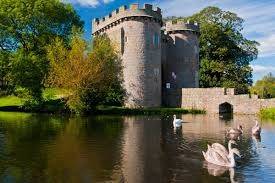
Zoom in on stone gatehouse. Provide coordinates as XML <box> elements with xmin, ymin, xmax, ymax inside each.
<box><xmin>179</xmin><ymin>88</ymin><xmax>275</xmax><ymax>114</ymax></box>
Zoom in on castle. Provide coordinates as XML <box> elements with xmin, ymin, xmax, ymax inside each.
<box><xmin>92</xmin><ymin>3</ymin><xmax>199</xmax><ymax>108</ymax></box>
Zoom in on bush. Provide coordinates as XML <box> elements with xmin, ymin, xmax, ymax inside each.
<box><xmin>47</xmin><ymin>33</ymin><xmax>125</xmax><ymax>113</ymax></box>
<box><xmin>260</xmin><ymin>108</ymin><xmax>275</xmax><ymax>120</ymax></box>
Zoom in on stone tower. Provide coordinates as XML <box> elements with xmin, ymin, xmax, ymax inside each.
<box><xmin>92</xmin><ymin>4</ymin><xmax>163</xmax><ymax>108</ymax></box>
<box><xmin>162</xmin><ymin>21</ymin><xmax>200</xmax><ymax>89</ymax></box>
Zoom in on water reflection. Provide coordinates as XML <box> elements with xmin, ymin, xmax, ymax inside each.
<box><xmin>0</xmin><ymin>112</ymin><xmax>275</xmax><ymax>182</ymax></box>
<box><xmin>203</xmin><ymin>162</ymin><xmax>238</xmax><ymax>183</ymax></box>
<box><xmin>121</xmin><ymin>116</ymin><xmax>162</xmax><ymax>183</ymax></box>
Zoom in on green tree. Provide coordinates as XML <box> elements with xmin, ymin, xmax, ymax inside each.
<box><xmin>47</xmin><ymin>34</ymin><xmax>124</xmax><ymax>113</ymax></box>
<box><xmin>0</xmin><ymin>50</ymin><xmax>11</xmax><ymax>90</ymax></box>
<box><xmin>251</xmin><ymin>73</ymin><xmax>275</xmax><ymax>99</ymax></box>
<box><xmin>167</xmin><ymin>7</ymin><xmax>259</xmax><ymax>91</ymax></box>
<box><xmin>0</xmin><ymin>0</ymin><xmax>83</xmax><ymax>100</ymax></box>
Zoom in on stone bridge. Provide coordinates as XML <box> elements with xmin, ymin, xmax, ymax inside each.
<box><xmin>164</xmin><ymin>88</ymin><xmax>275</xmax><ymax>114</ymax></box>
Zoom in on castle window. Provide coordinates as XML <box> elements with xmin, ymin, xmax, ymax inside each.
<box><xmin>154</xmin><ymin>68</ymin><xmax>159</xmax><ymax>76</ymax></box>
<box><xmin>153</xmin><ymin>32</ymin><xmax>160</xmax><ymax>48</ymax></box>
<box><xmin>121</xmin><ymin>28</ymin><xmax>125</xmax><ymax>55</ymax></box>
<box><xmin>146</xmin><ymin>32</ymin><xmax>151</xmax><ymax>48</ymax></box>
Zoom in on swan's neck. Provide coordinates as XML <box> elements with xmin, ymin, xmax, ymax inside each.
<box><xmin>229</xmin><ymin>168</ymin><xmax>237</xmax><ymax>183</ymax></box>
<box><xmin>228</xmin><ymin>142</ymin><xmax>232</xmax><ymax>153</ymax></box>
<box><xmin>238</xmin><ymin>127</ymin><xmax>243</xmax><ymax>133</ymax></box>
<box><xmin>228</xmin><ymin>152</ymin><xmax>236</xmax><ymax>167</ymax></box>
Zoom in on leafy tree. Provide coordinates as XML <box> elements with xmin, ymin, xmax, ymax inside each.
<box><xmin>251</xmin><ymin>73</ymin><xmax>275</xmax><ymax>99</ymax></box>
<box><xmin>89</xmin><ymin>35</ymin><xmax>125</xmax><ymax>107</ymax></box>
<box><xmin>47</xmin><ymin>34</ymin><xmax>124</xmax><ymax>113</ymax></box>
<box><xmin>0</xmin><ymin>0</ymin><xmax>83</xmax><ymax>99</ymax></box>
<box><xmin>0</xmin><ymin>50</ymin><xmax>11</xmax><ymax>90</ymax></box>
<box><xmin>166</xmin><ymin>7</ymin><xmax>258</xmax><ymax>91</ymax></box>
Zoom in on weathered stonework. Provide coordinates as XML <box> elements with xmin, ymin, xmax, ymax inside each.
<box><xmin>92</xmin><ymin>4</ymin><xmax>200</xmax><ymax>108</ymax></box>
<box><xmin>180</xmin><ymin>88</ymin><xmax>275</xmax><ymax>114</ymax></box>
<box><xmin>162</xmin><ymin>21</ymin><xmax>200</xmax><ymax>89</ymax></box>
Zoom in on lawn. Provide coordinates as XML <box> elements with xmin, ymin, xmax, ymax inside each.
<box><xmin>0</xmin><ymin>96</ymin><xmax>24</xmax><ymax>107</ymax></box>
<box><xmin>0</xmin><ymin>89</ymin><xmax>205</xmax><ymax>115</ymax></box>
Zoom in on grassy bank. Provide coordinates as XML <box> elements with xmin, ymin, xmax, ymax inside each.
<box><xmin>0</xmin><ymin>96</ymin><xmax>24</xmax><ymax>107</ymax></box>
<box><xmin>0</xmin><ymin>95</ymin><xmax>205</xmax><ymax>115</ymax></box>
<box><xmin>94</xmin><ymin>106</ymin><xmax>205</xmax><ymax>115</ymax></box>
<box><xmin>260</xmin><ymin>108</ymin><xmax>275</xmax><ymax>120</ymax></box>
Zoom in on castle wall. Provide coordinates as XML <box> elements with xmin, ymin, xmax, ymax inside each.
<box><xmin>166</xmin><ymin>32</ymin><xmax>199</xmax><ymax>88</ymax></box>
<box><xmin>92</xmin><ymin>4</ymin><xmax>162</xmax><ymax>108</ymax></box>
<box><xmin>180</xmin><ymin>88</ymin><xmax>275</xmax><ymax>114</ymax></box>
<box><xmin>163</xmin><ymin>21</ymin><xmax>200</xmax><ymax>89</ymax></box>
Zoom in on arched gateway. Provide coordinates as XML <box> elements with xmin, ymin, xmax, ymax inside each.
<box><xmin>219</xmin><ymin>102</ymin><xmax>233</xmax><ymax>114</ymax></box>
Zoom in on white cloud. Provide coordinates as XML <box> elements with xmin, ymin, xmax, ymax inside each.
<box><xmin>258</xmin><ymin>34</ymin><xmax>275</xmax><ymax>57</ymax></box>
<box><xmin>156</xmin><ymin>0</ymin><xmax>275</xmax><ymax>57</ymax></box>
<box><xmin>64</xmin><ymin>0</ymin><xmax>114</xmax><ymax>7</ymax></box>
<box><xmin>103</xmin><ymin>0</ymin><xmax>114</xmax><ymax>3</ymax></box>
<box><xmin>251</xmin><ymin>65</ymin><xmax>275</xmax><ymax>74</ymax></box>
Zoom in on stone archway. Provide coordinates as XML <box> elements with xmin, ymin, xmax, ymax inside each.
<box><xmin>219</xmin><ymin>102</ymin><xmax>233</xmax><ymax>114</ymax></box>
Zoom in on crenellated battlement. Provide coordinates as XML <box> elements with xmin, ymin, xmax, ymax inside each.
<box><xmin>92</xmin><ymin>3</ymin><xmax>162</xmax><ymax>35</ymax></box>
<box><xmin>165</xmin><ymin>20</ymin><xmax>199</xmax><ymax>33</ymax></box>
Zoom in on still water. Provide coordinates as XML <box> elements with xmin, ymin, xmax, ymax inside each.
<box><xmin>0</xmin><ymin>112</ymin><xmax>275</xmax><ymax>183</ymax></box>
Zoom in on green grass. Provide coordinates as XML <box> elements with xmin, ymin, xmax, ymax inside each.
<box><xmin>95</xmin><ymin>106</ymin><xmax>205</xmax><ymax>115</ymax></box>
<box><xmin>0</xmin><ymin>96</ymin><xmax>24</xmax><ymax>107</ymax></box>
<box><xmin>43</xmin><ymin>88</ymin><xmax>70</xmax><ymax>100</ymax></box>
<box><xmin>0</xmin><ymin>89</ymin><xmax>205</xmax><ymax>115</ymax></box>
<box><xmin>260</xmin><ymin>108</ymin><xmax>275</xmax><ymax>120</ymax></box>
<box><xmin>0</xmin><ymin>88</ymin><xmax>68</xmax><ymax>113</ymax></box>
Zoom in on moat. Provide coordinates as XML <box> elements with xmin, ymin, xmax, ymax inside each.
<box><xmin>0</xmin><ymin>112</ymin><xmax>275</xmax><ymax>182</ymax></box>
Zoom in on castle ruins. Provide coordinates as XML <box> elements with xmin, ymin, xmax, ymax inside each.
<box><xmin>92</xmin><ymin>3</ymin><xmax>275</xmax><ymax>114</ymax></box>
<box><xmin>92</xmin><ymin>3</ymin><xmax>199</xmax><ymax>108</ymax></box>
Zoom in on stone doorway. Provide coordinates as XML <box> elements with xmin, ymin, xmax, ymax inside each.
<box><xmin>219</xmin><ymin>102</ymin><xmax>233</xmax><ymax>114</ymax></box>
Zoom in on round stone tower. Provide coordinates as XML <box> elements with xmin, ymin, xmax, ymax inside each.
<box><xmin>163</xmin><ymin>21</ymin><xmax>200</xmax><ymax>89</ymax></box>
<box><xmin>92</xmin><ymin>4</ymin><xmax>163</xmax><ymax>108</ymax></box>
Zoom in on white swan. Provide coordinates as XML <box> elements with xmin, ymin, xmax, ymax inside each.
<box><xmin>211</xmin><ymin>140</ymin><xmax>236</xmax><ymax>158</ymax></box>
<box><xmin>202</xmin><ymin>142</ymin><xmax>241</xmax><ymax>167</ymax></box>
<box><xmin>252</xmin><ymin>120</ymin><xmax>261</xmax><ymax>135</ymax></box>
<box><xmin>173</xmin><ymin>114</ymin><xmax>182</xmax><ymax>128</ymax></box>
<box><xmin>227</xmin><ymin>125</ymin><xmax>243</xmax><ymax>135</ymax></box>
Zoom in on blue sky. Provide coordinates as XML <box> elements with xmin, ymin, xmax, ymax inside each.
<box><xmin>64</xmin><ymin>0</ymin><xmax>275</xmax><ymax>82</ymax></box>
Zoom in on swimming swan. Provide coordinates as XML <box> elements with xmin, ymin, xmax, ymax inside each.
<box><xmin>211</xmin><ymin>140</ymin><xmax>237</xmax><ymax>158</ymax></box>
<box><xmin>202</xmin><ymin>142</ymin><xmax>241</xmax><ymax>167</ymax></box>
<box><xmin>227</xmin><ymin>125</ymin><xmax>243</xmax><ymax>135</ymax></box>
<box><xmin>173</xmin><ymin>114</ymin><xmax>183</xmax><ymax>128</ymax></box>
<box><xmin>252</xmin><ymin>120</ymin><xmax>261</xmax><ymax>136</ymax></box>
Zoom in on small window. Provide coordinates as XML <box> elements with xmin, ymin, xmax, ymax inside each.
<box><xmin>154</xmin><ymin>68</ymin><xmax>159</xmax><ymax>76</ymax></box>
<box><xmin>172</xmin><ymin>72</ymin><xmax>177</xmax><ymax>79</ymax></box>
<box><xmin>146</xmin><ymin>32</ymin><xmax>151</xmax><ymax>48</ymax></box>
<box><xmin>125</xmin><ymin>36</ymin><xmax>127</xmax><ymax>42</ymax></box>
<box><xmin>153</xmin><ymin>33</ymin><xmax>160</xmax><ymax>48</ymax></box>
<box><xmin>121</xmin><ymin>28</ymin><xmax>125</xmax><ymax>55</ymax></box>
<box><xmin>166</xmin><ymin>83</ymin><xmax>171</xmax><ymax>89</ymax></box>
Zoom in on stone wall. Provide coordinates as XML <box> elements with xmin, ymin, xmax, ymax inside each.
<box><xmin>180</xmin><ymin>88</ymin><xmax>275</xmax><ymax>114</ymax></box>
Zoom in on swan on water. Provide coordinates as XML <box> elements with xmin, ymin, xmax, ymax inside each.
<box><xmin>202</xmin><ymin>141</ymin><xmax>241</xmax><ymax>168</ymax></box>
<box><xmin>211</xmin><ymin>140</ymin><xmax>237</xmax><ymax>158</ymax></box>
<box><xmin>252</xmin><ymin>120</ymin><xmax>261</xmax><ymax>136</ymax></box>
<box><xmin>173</xmin><ymin>114</ymin><xmax>183</xmax><ymax>128</ymax></box>
<box><xmin>227</xmin><ymin>125</ymin><xmax>243</xmax><ymax>135</ymax></box>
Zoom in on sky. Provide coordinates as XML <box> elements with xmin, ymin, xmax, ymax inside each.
<box><xmin>64</xmin><ymin>0</ymin><xmax>275</xmax><ymax>82</ymax></box>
